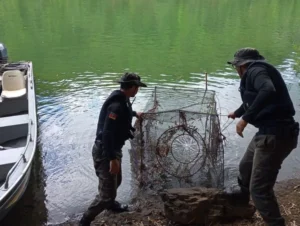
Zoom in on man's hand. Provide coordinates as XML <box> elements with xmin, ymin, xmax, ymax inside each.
<box><xmin>136</xmin><ymin>112</ymin><xmax>143</xmax><ymax>120</ymax></box>
<box><xmin>228</xmin><ymin>112</ymin><xmax>236</xmax><ymax>119</ymax></box>
<box><xmin>110</xmin><ymin>159</ymin><xmax>120</xmax><ymax>175</ymax></box>
<box><xmin>236</xmin><ymin>119</ymin><xmax>248</xmax><ymax>138</ymax></box>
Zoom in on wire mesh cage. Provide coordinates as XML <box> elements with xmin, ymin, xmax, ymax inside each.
<box><xmin>129</xmin><ymin>86</ymin><xmax>225</xmax><ymax>191</ymax></box>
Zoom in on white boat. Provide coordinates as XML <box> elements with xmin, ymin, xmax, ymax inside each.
<box><xmin>0</xmin><ymin>43</ymin><xmax>37</xmax><ymax>221</ymax></box>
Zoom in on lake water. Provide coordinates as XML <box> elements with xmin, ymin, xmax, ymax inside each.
<box><xmin>1</xmin><ymin>0</ymin><xmax>300</xmax><ymax>225</ymax></box>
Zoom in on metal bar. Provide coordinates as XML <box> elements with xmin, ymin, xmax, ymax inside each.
<box><xmin>154</xmin><ymin>86</ymin><xmax>157</xmax><ymax>103</ymax></box>
<box><xmin>141</xmin><ymin>86</ymin><xmax>215</xmax><ymax>94</ymax></box>
<box><xmin>205</xmin><ymin>72</ymin><xmax>208</xmax><ymax>91</ymax></box>
<box><xmin>22</xmin><ymin>153</ymin><xmax>27</xmax><ymax>163</ymax></box>
<box><xmin>4</xmin><ymin>119</ymin><xmax>32</xmax><ymax>189</ymax></box>
<box><xmin>143</xmin><ymin>109</ymin><xmax>219</xmax><ymax>117</ymax></box>
<box><xmin>139</xmin><ymin>119</ymin><xmax>144</xmax><ymax>187</ymax></box>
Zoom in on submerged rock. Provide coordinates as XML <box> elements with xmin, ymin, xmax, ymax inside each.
<box><xmin>160</xmin><ymin>187</ymin><xmax>256</xmax><ymax>225</ymax></box>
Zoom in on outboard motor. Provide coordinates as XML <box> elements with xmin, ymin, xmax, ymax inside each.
<box><xmin>0</xmin><ymin>42</ymin><xmax>8</xmax><ymax>64</ymax></box>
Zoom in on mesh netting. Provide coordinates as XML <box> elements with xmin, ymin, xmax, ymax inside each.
<box><xmin>129</xmin><ymin>87</ymin><xmax>224</xmax><ymax>191</ymax></box>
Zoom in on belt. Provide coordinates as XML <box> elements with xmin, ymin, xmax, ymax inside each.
<box><xmin>258</xmin><ymin>122</ymin><xmax>299</xmax><ymax>137</ymax></box>
<box><xmin>94</xmin><ymin>140</ymin><xmax>123</xmax><ymax>153</ymax></box>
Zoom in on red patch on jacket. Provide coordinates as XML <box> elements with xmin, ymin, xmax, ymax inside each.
<box><xmin>109</xmin><ymin>112</ymin><xmax>117</xmax><ymax>120</ymax></box>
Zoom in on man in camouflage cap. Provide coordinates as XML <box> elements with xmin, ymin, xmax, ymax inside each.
<box><xmin>79</xmin><ymin>72</ymin><xmax>147</xmax><ymax>226</ymax></box>
<box><xmin>227</xmin><ymin>47</ymin><xmax>299</xmax><ymax>226</ymax></box>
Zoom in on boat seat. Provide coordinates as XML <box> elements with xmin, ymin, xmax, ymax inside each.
<box><xmin>0</xmin><ymin>114</ymin><xmax>28</xmax><ymax>144</ymax></box>
<box><xmin>0</xmin><ymin>147</ymin><xmax>24</xmax><ymax>183</ymax></box>
<box><xmin>1</xmin><ymin>70</ymin><xmax>26</xmax><ymax>99</ymax></box>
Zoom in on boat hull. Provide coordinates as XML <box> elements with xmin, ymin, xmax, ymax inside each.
<box><xmin>0</xmin><ymin>62</ymin><xmax>37</xmax><ymax>222</ymax></box>
<box><xmin>0</xmin><ymin>164</ymin><xmax>32</xmax><ymax>221</ymax></box>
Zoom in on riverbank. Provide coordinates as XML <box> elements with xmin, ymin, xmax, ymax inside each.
<box><xmin>55</xmin><ymin>178</ymin><xmax>300</xmax><ymax>226</ymax></box>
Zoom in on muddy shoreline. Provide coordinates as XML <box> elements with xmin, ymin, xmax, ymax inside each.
<box><xmin>54</xmin><ymin>178</ymin><xmax>300</xmax><ymax>226</ymax></box>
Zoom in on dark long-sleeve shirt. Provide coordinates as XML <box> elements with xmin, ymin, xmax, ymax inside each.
<box><xmin>235</xmin><ymin>62</ymin><xmax>295</xmax><ymax>127</ymax></box>
<box><xmin>241</xmin><ymin>67</ymin><xmax>276</xmax><ymax>122</ymax></box>
<box><xmin>96</xmin><ymin>90</ymin><xmax>136</xmax><ymax>160</ymax></box>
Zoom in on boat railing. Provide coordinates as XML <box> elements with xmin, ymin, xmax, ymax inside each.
<box><xmin>4</xmin><ymin>119</ymin><xmax>33</xmax><ymax>189</ymax></box>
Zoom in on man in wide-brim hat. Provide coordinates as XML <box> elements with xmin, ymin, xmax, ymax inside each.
<box><xmin>227</xmin><ymin>47</ymin><xmax>299</xmax><ymax>226</ymax></box>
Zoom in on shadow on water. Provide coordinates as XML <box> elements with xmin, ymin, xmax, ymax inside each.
<box><xmin>0</xmin><ymin>146</ymin><xmax>48</xmax><ymax>226</ymax></box>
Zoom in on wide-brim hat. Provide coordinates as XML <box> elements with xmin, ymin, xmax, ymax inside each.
<box><xmin>227</xmin><ymin>47</ymin><xmax>265</xmax><ymax>66</ymax></box>
<box><xmin>117</xmin><ymin>72</ymin><xmax>147</xmax><ymax>87</ymax></box>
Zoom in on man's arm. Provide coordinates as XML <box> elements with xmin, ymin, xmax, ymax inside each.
<box><xmin>234</xmin><ymin>104</ymin><xmax>245</xmax><ymax>118</ymax></box>
<box><xmin>242</xmin><ymin>67</ymin><xmax>276</xmax><ymax>123</ymax></box>
<box><xmin>132</xmin><ymin>110</ymin><xmax>144</xmax><ymax>119</ymax></box>
<box><xmin>102</xmin><ymin>102</ymin><xmax>121</xmax><ymax>160</ymax></box>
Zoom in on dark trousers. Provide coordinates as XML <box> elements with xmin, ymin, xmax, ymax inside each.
<box><xmin>239</xmin><ymin>129</ymin><xmax>298</xmax><ymax>226</ymax></box>
<box><xmin>83</xmin><ymin>143</ymin><xmax>122</xmax><ymax>221</ymax></box>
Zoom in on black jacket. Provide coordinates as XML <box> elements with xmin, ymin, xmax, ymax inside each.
<box><xmin>234</xmin><ymin>61</ymin><xmax>295</xmax><ymax>128</ymax></box>
<box><xmin>95</xmin><ymin>90</ymin><xmax>137</xmax><ymax>160</ymax></box>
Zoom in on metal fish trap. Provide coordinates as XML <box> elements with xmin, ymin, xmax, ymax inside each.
<box><xmin>129</xmin><ymin>86</ymin><xmax>224</xmax><ymax>191</ymax></box>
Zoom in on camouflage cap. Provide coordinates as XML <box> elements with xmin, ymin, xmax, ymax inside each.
<box><xmin>227</xmin><ymin>47</ymin><xmax>265</xmax><ymax>66</ymax></box>
<box><xmin>117</xmin><ymin>72</ymin><xmax>147</xmax><ymax>87</ymax></box>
